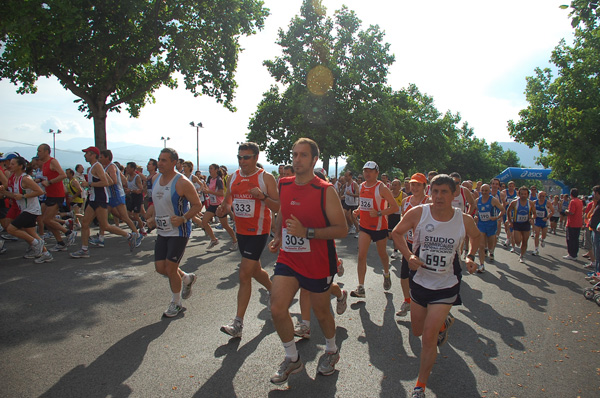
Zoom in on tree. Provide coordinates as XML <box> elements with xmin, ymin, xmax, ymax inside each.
<box><xmin>0</xmin><ymin>0</ymin><xmax>268</xmax><ymax>149</ymax></box>
<box><xmin>247</xmin><ymin>0</ymin><xmax>394</xmax><ymax>173</ymax></box>
<box><xmin>508</xmin><ymin>3</ymin><xmax>600</xmax><ymax>188</ymax></box>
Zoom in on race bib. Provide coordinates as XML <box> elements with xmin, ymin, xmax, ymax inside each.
<box><xmin>155</xmin><ymin>215</ymin><xmax>173</xmax><ymax>232</ymax></box>
<box><xmin>478</xmin><ymin>211</ymin><xmax>491</xmax><ymax>221</ymax></box>
<box><xmin>359</xmin><ymin>197</ymin><xmax>374</xmax><ymax>211</ymax></box>
<box><xmin>209</xmin><ymin>194</ymin><xmax>218</xmax><ymax>204</ymax></box>
<box><xmin>406</xmin><ymin>229</ymin><xmax>414</xmax><ymax>242</ymax></box>
<box><xmin>282</xmin><ymin>228</ymin><xmax>311</xmax><ymax>253</ymax></box>
<box><xmin>516</xmin><ymin>213</ymin><xmax>529</xmax><ymax>222</ymax></box>
<box><xmin>536</xmin><ymin>210</ymin><xmax>546</xmax><ymax>218</ymax></box>
<box><xmin>233</xmin><ymin>198</ymin><xmax>255</xmax><ymax>218</ymax></box>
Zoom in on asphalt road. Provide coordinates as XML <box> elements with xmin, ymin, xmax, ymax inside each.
<box><xmin>0</xmin><ymin>223</ymin><xmax>598</xmax><ymax>398</ymax></box>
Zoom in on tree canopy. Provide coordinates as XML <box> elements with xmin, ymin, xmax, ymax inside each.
<box><xmin>247</xmin><ymin>0</ymin><xmax>394</xmax><ymax>172</ymax></box>
<box><xmin>508</xmin><ymin>1</ymin><xmax>600</xmax><ymax>188</ymax></box>
<box><xmin>0</xmin><ymin>0</ymin><xmax>269</xmax><ymax>149</ymax></box>
<box><xmin>248</xmin><ymin>0</ymin><xmax>519</xmax><ymax>181</ymax></box>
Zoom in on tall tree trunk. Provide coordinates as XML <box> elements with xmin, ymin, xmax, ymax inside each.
<box><xmin>322</xmin><ymin>156</ymin><xmax>329</xmax><ymax>177</ymax></box>
<box><xmin>91</xmin><ymin>109</ymin><xmax>108</xmax><ymax>151</ymax></box>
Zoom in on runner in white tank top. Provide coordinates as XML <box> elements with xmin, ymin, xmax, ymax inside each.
<box><xmin>391</xmin><ymin>174</ymin><xmax>480</xmax><ymax>397</ymax></box>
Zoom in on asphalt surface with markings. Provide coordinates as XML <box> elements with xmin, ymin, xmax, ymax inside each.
<box><xmin>1</xmin><ymin>223</ymin><xmax>598</xmax><ymax>397</ymax></box>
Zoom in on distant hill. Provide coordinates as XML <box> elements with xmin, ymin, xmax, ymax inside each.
<box><xmin>497</xmin><ymin>142</ymin><xmax>542</xmax><ymax>168</ymax></box>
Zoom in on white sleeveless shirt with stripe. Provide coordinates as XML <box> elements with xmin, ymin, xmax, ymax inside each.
<box><xmin>412</xmin><ymin>204</ymin><xmax>465</xmax><ymax>290</ymax></box>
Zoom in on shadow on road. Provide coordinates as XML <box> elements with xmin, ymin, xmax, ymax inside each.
<box><xmin>39</xmin><ymin>320</ymin><xmax>173</xmax><ymax>397</ymax></box>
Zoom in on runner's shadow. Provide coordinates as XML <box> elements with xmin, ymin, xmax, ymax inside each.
<box><xmin>193</xmin><ymin>321</ymin><xmax>275</xmax><ymax>397</ymax></box>
<box><xmin>357</xmin><ymin>292</ymin><xmax>418</xmax><ymax>397</ymax></box>
<box><xmin>39</xmin><ymin>320</ymin><xmax>172</xmax><ymax>398</ymax></box>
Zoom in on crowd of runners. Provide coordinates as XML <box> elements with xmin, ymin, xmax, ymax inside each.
<box><xmin>1</xmin><ymin>141</ymin><xmax>599</xmax><ymax>398</ymax></box>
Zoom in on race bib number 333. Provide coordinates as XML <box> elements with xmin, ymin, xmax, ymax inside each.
<box><xmin>233</xmin><ymin>198</ymin><xmax>255</xmax><ymax>218</ymax></box>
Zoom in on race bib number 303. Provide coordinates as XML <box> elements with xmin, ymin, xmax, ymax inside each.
<box><xmin>282</xmin><ymin>228</ymin><xmax>311</xmax><ymax>253</ymax></box>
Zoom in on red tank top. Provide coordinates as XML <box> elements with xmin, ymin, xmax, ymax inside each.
<box><xmin>359</xmin><ymin>181</ymin><xmax>388</xmax><ymax>231</ymax></box>
<box><xmin>42</xmin><ymin>157</ymin><xmax>65</xmax><ymax>197</ymax></box>
<box><xmin>276</xmin><ymin>176</ymin><xmax>338</xmax><ymax>279</ymax></box>
<box><xmin>229</xmin><ymin>168</ymin><xmax>271</xmax><ymax>235</ymax></box>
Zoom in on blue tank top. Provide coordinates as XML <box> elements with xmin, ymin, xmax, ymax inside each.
<box><xmin>534</xmin><ymin>199</ymin><xmax>548</xmax><ymax>227</ymax></box>
<box><xmin>514</xmin><ymin>200</ymin><xmax>530</xmax><ymax>223</ymax></box>
<box><xmin>477</xmin><ymin>196</ymin><xmax>494</xmax><ymax>224</ymax></box>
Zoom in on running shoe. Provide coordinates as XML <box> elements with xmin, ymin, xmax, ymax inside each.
<box><xmin>383</xmin><ymin>273</ymin><xmax>392</xmax><ymax>290</ymax></box>
<box><xmin>270</xmin><ymin>356</ymin><xmax>303</xmax><ymax>385</ymax></box>
<box><xmin>23</xmin><ymin>247</ymin><xmax>37</xmax><ymax>259</ymax></box>
<box><xmin>488</xmin><ymin>252</ymin><xmax>494</xmax><ymax>262</ymax></box>
<box><xmin>502</xmin><ymin>241</ymin><xmax>509</xmax><ymax>248</ymax></box>
<box><xmin>215</xmin><ymin>224</ymin><xmax>224</xmax><ymax>230</ymax></box>
<box><xmin>562</xmin><ymin>255</ymin><xmax>576</xmax><ymax>260</ymax></box>
<box><xmin>34</xmin><ymin>251</ymin><xmax>53</xmax><ymax>264</ymax></box>
<box><xmin>437</xmin><ymin>313</ymin><xmax>455</xmax><ymax>346</ymax></box>
<box><xmin>66</xmin><ymin>231</ymin><xmax>78</xmax><ymax>246</ymax></box>
<box><xmin>336</xmin><ymin>259</ymin><xmax>344</xmax><ymax>277</ymax></box>
<box><xmin>396</xmin><ymin>301</ymin><xmax>411</xmax><ymax>317</ymax></box>
<box><xmin>135</xmin><ymin>232</ymin><xmax>143</xmax><ymax>248</ymax></box>
<box><xmin>584</xmin><ymin>262</ymin><xmax>594</xmax><ymax>269</ymax></box>
<box><xmin>390</xmin><ymin>250</ymin><xmax>399</xmax><ymax>259</ymax></box>
<box><xmin>510</xmin><ymin>247</ymin><xmax>515</xmax><ymax>253</ymax></box>
<box><xmin>163</xmin><ymin>302</ymin><xmax>182</xmax><ymax>318</ymax></box>
<box><xmin>411</xmin><ymin>387</ymin><xmax>426</xmax><ymax>398</ymax></box>
<box><xmin>207</xmin><ymin>239</ymin><xmax>219</xmax><ymax>250</ymax></box>
<box><xmin>49</xmin><ymin>243</ymin><xmax>67</xmax><ymax>252</ymax></box>
<box><xmin>317</xmin><ymin>350</ymin><xmax>340</xmax><ymax>376</ymax></box>
<box><xmin>336</xmin><ymin>289</ymin><xmax>348</xmax><ymax>315</ymax></box>
<box><xmin>70</xmin><ymin>249</ymin><xmax>90</xmax><ymax>258</ymax></box>
<box><xmin>532</xmin><ymin>248</ymin><xmax>539</xmax><ymax>256</ymax></box>
<box><xmin>220</xmin><ymin>319</ymin><xmax>243</xmax><ymax>338</ymax></box>
<box><xmin>0</xmin><ymin>240</ymin><xmax>6</xmax><ymax>255</ymax></box>
<box><xmin>89</xmin><ymin>235</ymin><xmax>105</xmax><ymax>248</ymax></box>
<box><xmin>294</xmin><ymin>322</ymin><xmax>311</xmax><ymax>339</ymax></box>
<box><xmin>32</xmin><ymin>239</ymin><xmax>45</xmax><ymax>257</ymax></box>
<box><xmin>41</xmin><ymin>231</ymin><xmax>53</xmax><ymax>240</ymax></box>
<box><xmin>540</xmin><ymin>239</ymin><xmax>545</xmax><ymax>248</ymax></box>
<box><xmin>2</xmin><ymin>233</ymin><xmax>18</xmax><ymax>241</ymax></box>
<box><xmin>350</xmin><ymin>285</ymin><xmax>365</xmax><ymax>298</ymax></box>
<box><xmin>182</xmin><ymin>273</ymin><xmax>197</xmax><ymax>300</ymax></box>
<box><xmin>519</xmin><ymin>256</ymin><xmax>525</xmax><ymax>263</ymax></box>
<box><xmin>127</xmin><ymin>233</ymin><xmax>135</xmax><ymax>251</ymax></box>
<box><xmin>477</xmin><ymin>264</ymin><xmax>485</xmax><ymax>273</ymax></box>
<box><xmin>229</xmin><ymin>241</ymin><xmax>238</xmax><ymax>251</ymax></box>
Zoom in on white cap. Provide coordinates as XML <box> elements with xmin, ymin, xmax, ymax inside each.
<box><xmin>362</xmin><ymin>161</ymin><xmax>379</xmax><ymax>171</ymax></box>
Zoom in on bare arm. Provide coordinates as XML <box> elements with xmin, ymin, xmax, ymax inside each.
<box><xmin>375</xmin><ymin>184</ymin><xmax>400</xmax><ymax>217</ymax></box>
<box><xmin>391</xmin><ymin>206</ymin><xmax>424</xmax><ymax>270</ymax></box>
<box><xmin>462</xmin><ymin>213</ymin><xmax>481</xmax><ymax>274</ymax></box>
<box><xmin>249</xmin><ymin>172</ymin><xmax>280</xmax><ymax>213</ymax></box>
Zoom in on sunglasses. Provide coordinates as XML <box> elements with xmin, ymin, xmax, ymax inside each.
<box><xmin>237</xmin><ymin>154</ymin><xmax>255</xmax><ymax>160</ymax></box>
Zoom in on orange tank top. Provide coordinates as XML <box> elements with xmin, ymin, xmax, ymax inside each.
<box><xmin>229</xmin><ymin>168</ymin><xmax>271</xmax><ymax>235</ymax></box>
<box><xmin>359</xmin><ymin>181</ymin><xmax>388</xmax><ymax>231</ymax></box>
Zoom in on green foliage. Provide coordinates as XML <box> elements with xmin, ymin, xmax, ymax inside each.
<box><xmin>508</xmin><ymin>9</ymin><xmax>600</xmax><ymax>188</ymax></box>
<box><xmin>248</xmin><ymin>0</ymin><xmax>394</xmax><ymax>171</ymax></box>
<box><xmin>0</xmin><ymin>0</ymin><xmax>269</xmax><ymax>149</ymax></box>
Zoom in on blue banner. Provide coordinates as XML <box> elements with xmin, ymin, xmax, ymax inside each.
<box><xmin>495</xmin><ymin>168</ymin><xmax>569</xmax><ymax>193</ymax></box>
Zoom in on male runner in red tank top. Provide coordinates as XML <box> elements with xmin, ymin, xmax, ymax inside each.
<box><xmin>268</xmin><ymin>138</ymin><xmax>348</xmax><ymax>384</ymax></box>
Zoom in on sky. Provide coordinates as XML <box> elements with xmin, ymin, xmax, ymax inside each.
<box><xmin>0</xmin><ymin>0</ymin><xmax>575</xmax><ymax>167</ymax></box>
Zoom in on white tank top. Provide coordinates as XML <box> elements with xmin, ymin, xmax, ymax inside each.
<box><xmin>152</xmin><ymin>172</ymin><xmax>191</xmax><ymax>238</ymax></box>
<box><xmin>412</xmin><ymin>204</ymin><xmax>465</xmax><ymax>290</ymax></box>
<box><xmin>13</xmin><ymin>175</ymin><xmax>42</xmax><ymax>215</ymax></box>
<box><xmin>344</xmin><ymin>182</ymin><xmax>358</xmax><ymax>206</ymax></box>
<box><xmin>451</xmin><ymin>186</ymin><xmax>467</xmax><ymax>213</ymax></box>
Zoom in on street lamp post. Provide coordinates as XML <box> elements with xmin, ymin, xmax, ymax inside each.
<box><xmin>189</xmin><ymin>121</ymin><xmax>203</xmax><ymax>173</ymax></box>
<box><xmin>161</xmin><ymin>136</ymin><xmax>170</xmax><ymax>148</ymax></box>
<box><xmin>48</xmin><ymin>129</ymin><xmax>61</xmax><ymax>157</ymax></box>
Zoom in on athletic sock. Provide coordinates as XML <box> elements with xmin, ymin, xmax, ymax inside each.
<box><xmin>302</xmin><ymin>320</ymin><xmax>310</xmax><ymax>328</ymax></box>
<box><xmin>283</xmin><ymin>339</ymin><xmax>298</xmax><ymax>361</ymax></box>
<box><xmin>82</xmin><ymin>246</ymin><xmax>88</xmax><ymax>251</ymax></box>
<box><xmin>172</xmin><ymin>292</ymin><xmax>182</xmax><ymax>305</ymax></box>
<box><xmin>325</xmin><ymin>336</ymin><xmax>337</xmax><ymax>353</ymax></box>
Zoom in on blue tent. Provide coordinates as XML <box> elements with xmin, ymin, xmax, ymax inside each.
<box><xmin>495</xmin><ymin>167</ymin><xmax>569</xmax><ymax>194</ymax></box>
